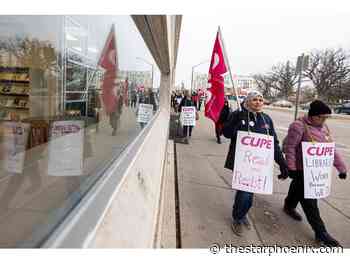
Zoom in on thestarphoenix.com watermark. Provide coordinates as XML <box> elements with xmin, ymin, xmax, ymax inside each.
<box><xmin>209</xmin><ymin>243</ymin><xmax>343</xmax><ymax>255</ymax></box>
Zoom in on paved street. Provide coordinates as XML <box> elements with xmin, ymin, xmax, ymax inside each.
<box><xmin>176</xmin><ymin>108</ymin><xmax>350</xmax><ymax>248</ymax></box>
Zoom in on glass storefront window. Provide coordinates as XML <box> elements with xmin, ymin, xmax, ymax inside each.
<box><xmin>0</xmin><ymin>15</ymin><xmax>161</xmax><ymax>247</ymax></box>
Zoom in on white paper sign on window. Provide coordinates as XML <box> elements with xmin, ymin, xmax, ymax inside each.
<box><xmin>180</xmin><ymin>106</ymin><xmax>196</xmax><ymax>126</ymax></box>
<box><xmin>302</xmin><ymin>142</ymin><xmax>334</xmax><ymax>199</ymax></box>
<box><xmin>1</xmin><ymin>121</ymin><xmax>30</xmax><ymax>174</ymax></box>
<box><xmin>48</xmin><ymin>120</ymin><xmax>84</xmax><ymax>176</ymax></box>
<box><xmin>137</xmin><ymin>103</ymin><xmax>154</xmax><ymax>123</ymax></box>
<box><xmin>232</xmin><ymin>131</ymin><xmax>274</xmax><ymax>194</ymax></box>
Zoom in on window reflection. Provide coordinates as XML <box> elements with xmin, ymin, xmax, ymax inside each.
<box><xmin>0</xmin><ymin>15</ymin><xmax>161</xmax><ymax>247</ymax></box>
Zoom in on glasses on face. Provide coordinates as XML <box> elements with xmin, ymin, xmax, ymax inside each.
<box><xmin>252</xmin><ymin>98</ymin><xmax>264</xmax><ymax>103</ymax></box>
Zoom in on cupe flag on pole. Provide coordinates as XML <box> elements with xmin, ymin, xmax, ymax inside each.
<box><xmin>205</xmin><ymin>28</ymin><xmax>228</xmax><ymax>123</ymax></box>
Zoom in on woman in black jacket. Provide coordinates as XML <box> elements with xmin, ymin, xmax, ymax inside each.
<box><xmin>179</xmin><ymin>90</ymin><xmax>196</xmax><ymax>143</ymax></box>
<box><xmin>222</xmin><ymin>90</ymin><xmax>288</xmax><ymax>236</ymax></box>
<box><xmin>215</xmin><ymin>99</ymin><xmax>231</xmax><ymax>144</ymax></box>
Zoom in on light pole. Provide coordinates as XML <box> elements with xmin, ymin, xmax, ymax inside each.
<box><xmin>191</xmin><ymin>60</ymin><xmax>209</xmax><ymax>94</ymax></box>
<box><xmin>136</xmin><ymin>57</ymin><xmax>154</xmax><ymax>90</ymax></box>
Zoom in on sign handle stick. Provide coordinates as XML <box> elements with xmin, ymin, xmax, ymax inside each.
<box><xmin>218</xmin><ymin>26</ymin><xmax>241</xmax><ymax>111</ymax></box>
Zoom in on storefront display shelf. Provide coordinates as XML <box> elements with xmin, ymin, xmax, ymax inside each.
<box><xmin>0</xmin><ymin>93</ymin><xmax>29</xmax><ymax>97</ymax></box>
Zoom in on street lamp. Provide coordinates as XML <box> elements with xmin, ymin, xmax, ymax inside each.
<box><xmin>191</xmin><ymin>59</ymin><xmax>209</xmax><ymax>94</ymax></box>
<box><xmin>136</xmin><ymin>57</ymin><xmax>154</xmax><ymax>90</ymax></box>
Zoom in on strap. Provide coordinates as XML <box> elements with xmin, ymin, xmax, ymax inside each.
<box><xmin>302</xmin><ymin>121</ymin><xmax>315</xmax><ymax>143</ymax></box>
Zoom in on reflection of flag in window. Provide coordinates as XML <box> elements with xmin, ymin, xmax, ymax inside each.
<box><xmin>98</xmin><ymin>25</ymin><xmax>119</xmax><ymax>114</ymax></box>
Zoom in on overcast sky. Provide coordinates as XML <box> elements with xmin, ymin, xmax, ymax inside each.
<box><xmin>175</xmin><ymin>8</ymin><xmax>350</xmax><ymax>88</ymax></box>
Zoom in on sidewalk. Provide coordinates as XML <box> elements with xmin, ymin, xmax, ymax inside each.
<box><xmin>174</xmin><ymin>110</ymin><xmax>350</xmax><ymax>248</ymax></box>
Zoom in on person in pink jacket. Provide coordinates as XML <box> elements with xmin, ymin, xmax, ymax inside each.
<box><xmin>283</xmin><ymin>100</ymin><xmax>347</xmax><ymax>247</ymax></box>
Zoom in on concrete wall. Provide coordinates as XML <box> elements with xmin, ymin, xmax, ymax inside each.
<box><xmin>90</xmin><ymin>16</ymin><xmax>181</xmax><ymax>247</ymax></box>
<box><xmin>92</xmin><ymin>107</ymin><xmax>170</xmax><ymax>247</ymax></box>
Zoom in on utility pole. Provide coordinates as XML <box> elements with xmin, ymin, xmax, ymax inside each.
<box><xmin>294</xmin><ymin>53</ymin><xmax>309</xmax><ymax>120</ymax></box>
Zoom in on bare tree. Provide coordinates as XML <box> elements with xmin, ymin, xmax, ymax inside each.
<box><xmin>252</xmin><ymin>74</ymin><xmax>274</xmax><ymax>98</ymax></box>
<box><xmin>304</xmin><ymin>48</ymin><xmax>350</xmax><ymax>102</ymax></box>
<box><xmin>269</xmin><ymin>61</ymin><xmax>298</xmax><ymax>99</ymax></box>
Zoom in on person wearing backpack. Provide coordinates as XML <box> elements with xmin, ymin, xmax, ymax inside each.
<box><xmin>283</xmin><ymin>100</ymin><xmax>348</xmax><ymax>247</ymax></box>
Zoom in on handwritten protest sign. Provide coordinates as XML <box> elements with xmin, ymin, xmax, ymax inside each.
<box><xmin>232</xmin><ymin>131</ymin><xmax>274</xmax><ymax>194</ymax></box>
<box><xmin>302</xmin><ymin>142</ymin><xmax>334</xmax><ymax>199</ymax></box>
<box><xmin>1</xmin><ymin>121</ymin><xmax>30</xmax><ymax>174</ymax></box>
<box><xmin>180</xmin><ymin>106</ymin><xmax>196</xmax><ymax>126</ymax></box>
<box><xmin>48</xmin><ymin>120</ymin><xmax>84</xmax><ymax>176</ymax></box>
<box><xmin>137</xmin><ymin>103</ymin><xmax>154</xmax><ymax>123</ymax></box>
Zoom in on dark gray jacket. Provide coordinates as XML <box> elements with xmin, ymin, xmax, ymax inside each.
<box><xmin>222</xmin><ymin>105</ymin><xmax>287</xmax><ymax>174</ymax></box>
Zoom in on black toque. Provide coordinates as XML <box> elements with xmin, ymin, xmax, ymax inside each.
<box><xmin>308</xmin><ymin>100</ymin><xmax>332</xmax><ymax>116</ymax></box>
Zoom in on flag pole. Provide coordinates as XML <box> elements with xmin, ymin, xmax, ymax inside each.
<box><xmin>218</xmin><ymin>26</ymin><xmax>241</xmax><ymax>111</ymax></box>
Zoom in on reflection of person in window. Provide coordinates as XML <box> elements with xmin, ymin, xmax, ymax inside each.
<box><xmin>109</xmin><ymin>84</ymin><xmax>124</xmax><ymax>136</ymax></box>
<box><xmin>137</xmin><ymin>88</ymin><xmax>156</xmax><ymax>129</ymax></box>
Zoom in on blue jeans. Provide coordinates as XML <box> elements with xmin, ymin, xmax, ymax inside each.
<box><xmin>232</xmin><ymin>190</ymin><xmax>254</xmax><ymax>224</ymax></box>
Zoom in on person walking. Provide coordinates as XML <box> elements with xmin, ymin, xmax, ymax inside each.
<box><xmin>110</xmin><ymin>86</ymin><xmax>124</xmax><ymax>136</ymax></box>
<box><xmin>137</xmin><ymin>88</ymin><xmax>157</xmax><ymax>129</ymax></box>
<box><xmin>222</xmin><ymin>90</ymin><xmax>288</xmax><ymax>236</ymax></box>
<box><xmin>215</xmin><ymin>99</ymin><xmax>231</xmax><ymax>144</ymax></box>
<box><xmin>283</xmin><ymin>100</ymin><xmax>347</xmax><ymax>247</ymax></box>
<box><xmin>179</xmin><ymin>90</ymin><xmax>196</xmax><ymax>144</ymax></box>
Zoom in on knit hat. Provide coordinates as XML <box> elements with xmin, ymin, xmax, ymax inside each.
<box><xmin>308</xmin><ymin>100</ymin><xmax>332</xmax><ymax>116</ymax></box>
<box><xmin>246</xmin><ymin>90</ymin><xmax>263</xmax><ymax>101</ymax></box>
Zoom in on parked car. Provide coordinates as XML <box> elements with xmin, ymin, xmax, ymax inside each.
<box><xmin>272</xmin><ymin>100</ymin><xmax>293</xmax><ymax>108</ymax></box>
<box><xmin>334</xmin><ymin>103</ymin><xmax>350</xmax><ymax>115</ymax></box>
<box><xmin>264</xmin><ymin>99</ymin><xmax>272</xmax><ymax>105</ymax></box>
<box><xmin>300</xmin><ymin>101</ymin><xmax>312</xmax><ymax>110</ymax></box>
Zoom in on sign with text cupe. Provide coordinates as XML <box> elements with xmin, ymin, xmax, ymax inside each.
<box><xmin>232</xmin><ymin>131</ymin><xmax>274</xmax><ymax>194</ymax></box>
<box><xmin>137</xmin><ymin>103</ymin><xmax>154</xmax><ymax>123</ymax></box>
<box><xmin>302</xmin><ymin>142</ymin><xmax>334</xmax><ymax>199</ymax></box>
<box><xmin>48</xmin><ymin>120</ymin><xmax>84</xmax><ymax>176</ymax></box>
<box><xmin>180</xmin><ymin>106</ymin><xmax>196</xmax><ymax>126</ymax></box>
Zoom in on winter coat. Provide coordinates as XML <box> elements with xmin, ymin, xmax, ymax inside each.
<box><xmin>284</xmin><ymin>115</ymin><xmax>347</xmax><ymax>173</ymax></box>
<box><xmin>178</xmin><ymin>97</ymin><xmax>195</xmax><ymax>113</ymax></box>
<box><xmin>222</xmin><ymin>105</ymin><xmax>288</xmax><ymax>173</ymax></box>
<box><xmin>218</xmin><ymin>105</ymin><xmax>231</xmax><ymax>124</ymax></box>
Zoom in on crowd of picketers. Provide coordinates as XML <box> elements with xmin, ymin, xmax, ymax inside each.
<box><xmin>173</xmin><ymin>89</ymin><xmax>348</xmax><ymax>247</ymax></box>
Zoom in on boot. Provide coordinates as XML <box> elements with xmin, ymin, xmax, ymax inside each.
<box><xmin>316</xmin><ymin>232</ymin><xmax>341</xmax><ymax>247</ymax></box>
<box><xmin>283</xmin><ymin>205</ymin><xmax>302</xmax><ymax>221</ymax></box>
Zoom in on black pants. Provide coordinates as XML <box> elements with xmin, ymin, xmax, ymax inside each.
<box><xmin>183</xmin><ymin>125</ymin><xmax>193</xmax><ymax>137</ymax></box>
<box><xmin>284</xmin><ymin>171</ymin><xmax>327</xmax><ymax>235</ymax></box>
<box><xmin>131</xmin><ymin>100</ymin><xmax>137</xmax><ymax>108</ymax></box>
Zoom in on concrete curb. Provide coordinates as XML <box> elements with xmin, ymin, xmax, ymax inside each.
<box><xmin>155</xmin><ymin>140</ymin><xmax>176</xmax><ymax>248</ymax></box>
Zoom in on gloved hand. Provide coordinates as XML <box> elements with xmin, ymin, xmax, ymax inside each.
<box><xmin>288</xmin><ymin>170</ymin><xmax>299</xmax><ymax>179</ymax></box>
<box><xmin>278</xmin><ymin>166</ymin><xmax>289</xmax><ymax>180</ymax></box>
<box><xmin>278</xmin><ymin>173</ymin><xmax>288</xmax><ymax>180</ymax></box>
<box><xmin>339</xmin><ymin>173</ymin><xmax>347</xmax><ymax>179</ymax></box>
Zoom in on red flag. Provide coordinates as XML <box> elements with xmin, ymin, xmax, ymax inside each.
<box><xmin>98</xmin><ymin>25</ymin><xmax>119</xmax><ymax>114</ymax></box>
<box><xmin>205</xmin><ymin>29</ymin><xmax>228</xmax><ymax>123</ymax></box>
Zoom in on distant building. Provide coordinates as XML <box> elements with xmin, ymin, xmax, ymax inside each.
<box><xmin>119</xmin><ymin>70</ymin><xmax>152</xmax><ymax>87</ymax></box>
<box><xmin>194</xmin><ymin>73</ymin><xmax>257</xmax><ymax>96</ymax></box>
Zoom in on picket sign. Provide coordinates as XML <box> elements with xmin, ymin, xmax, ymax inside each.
<box><xmin>232</xmin><ymin>131</ymin><xmax>274</xmax><ymax>194</ymax></box>
<box><xmin>180</xmin><ymin>106</ymin><xmax>196</xmax><ymax>126</ymax></box>
<box><xmin>137</xmin><ymin>103</ymin><xmax>154</xmax><ymax>123</ymax></box>
<box><xmin>48</xmin><ymin>120</ymin><xmax>84</xmax><ymax>176</ymax></box>
<box><xmin>2</xmin><ymin>121</ymin><xmax>30</xmax><ymax>174</ymax></box>
<box><xmin>302</xmin><ymin>142</ymin><xmax>335</xmax><ymax>199</ymax></box>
